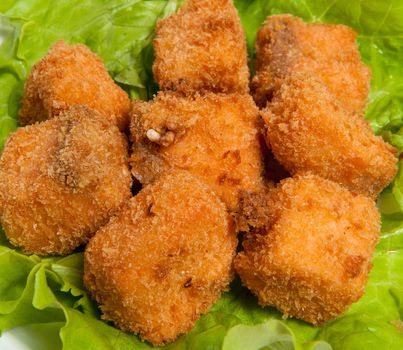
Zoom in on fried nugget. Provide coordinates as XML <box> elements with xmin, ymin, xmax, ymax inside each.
<box><xmin>262</xmin><ymin>74</ymin><xmax>397</xmax><ymax>198</ymax></box>
<box><xmin>19</xmin><ymin>41</ymin><xmax>130</xmax><ymax>130</ymax></box>
<box><xmin>235</xmin><ymin>174</ymin><xmax>380</xmax><ymax>325</ymax></box>
<box><xmin>251</xmin><ymin>15</ymin><xmax>371</xmax><ymax>112</ymax></box>
<box><xmin>0</xmin><ymin>105</ymin><xmax>131</xmax><ymax>255</ymax></box>
<box><xmin>84</xmin><ymin>171</ymin><xmax>236</xmax><ymax>345</ymax></box>
<box><xmin>129</xmin><ymin>92</ymin><xmax>265</xmax><ymax>210</ymax></box>
<box><xmin>153</xmin><ymin>0</ymin><xmax>249</xmax><ymax>95</ymax></box>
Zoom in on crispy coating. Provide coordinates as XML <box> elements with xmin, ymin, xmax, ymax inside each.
<box><xmin>84</xmin><ymin>171</ymin><xmax>236</xmax><ymax>345</ymax></box>
<box><xmin>19</xmin><ymin>40</ymin><xmax>130</xmax><ymax>130</ymax></box>
<box><xmin>0</xmin><ymin>105</ymin><xmax>132</xmax><ymax>255</ymax></box>
<box><xmin>233</xmin><ymin>189</ymin><xmax>272</xmax><ymax>233</ymax></box>
<box><xmin>235</xmin><ymin>174</ymin><xmax>380</xmax><ymax>325</ymax></box>
<box><xmin>251</xmin><ymin>14</ymin><xmax>371</xmax><ymax>112</ymax></box>
<box><xmin>129</xmin><ymin>92</ymin><xmax>265</xmax><ymax>210</ymax></box>
<box><xmin>262</xmin><ymin>74</ymin><xmax>397</xmax><ymax>198</ymax></box>
<box><xmin>153</xmin><ymin>0</ymin><xmax>249</xmax><ymax>95</ymax></box>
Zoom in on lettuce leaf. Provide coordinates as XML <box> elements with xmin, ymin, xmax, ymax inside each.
<box><xmin>1</xmin><ymin>0</ymin><xmax>403</xmax><ymax>349</ymax></box>
<box><xmin>222</xmin><ymin>320</ymin><xmax>332</xmax><ymax>350</ymax></box>
<box><xmin>0</xmin><ymin>0</ymin><xmax>179</xmax><ymax>149</ymax></box>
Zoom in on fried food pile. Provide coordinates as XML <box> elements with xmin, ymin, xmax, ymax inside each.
<box><xmin>0</xmin><ymin>0</ymin><xmax>398</xmax><ymax>346</ymax></box>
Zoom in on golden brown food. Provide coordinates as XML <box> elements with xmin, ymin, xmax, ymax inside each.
<box><xmin>129</xmin><ymin>92</ymin><xmax>265</xmax><ymax>210</ymax></box>
<box><xmin>235</xmin><ymin>174</ymin><xmax>380</xmax><ymax>325</ymax></box>
<box><xmin>262</xmin><ymin>74</ymin><xmax>397</xmax><ymax>198</ymax></box>
<box><xmin>19</xmin><ymin>40</ymin><xmax>130</xmax><ymax>130</ymax></box>
<box><xmin>153</xmin><ymin>0</ymin><xmax>249</xmax><ymax>95</ymax></box>
<box><xmin>0</xmin><ymin>105</ymin><xmax>131</xmax><ymax>255</ymax></box>
<box><xmin>233</xmin><ymin>189</ymin><xmax>272</xmax><ymax>233</ymax></box>
<box><xmin>251</xmin><ymin>14</ymin><xmax>371</xmax><ymax>112</ymax></box>
<box><xmin>84</xmin><ymin>171</ymin><xmax>236</xmax><ymax>346</ymax></box>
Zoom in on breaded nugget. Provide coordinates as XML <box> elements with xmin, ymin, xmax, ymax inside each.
<box><xmin>129</xmin><ymin>92</ymin><xmax>265</xmax><ymax>210</ymax></box>
<box><xmin>19</xmin><ymin>41</ymin><xmax>130</xmax><ymax>130</ymax></box>
<box><xmin>84</xmin><ymin>171</ymin><xmax>236</xmax><ymax>345</ymax></box>
<box><xmin>235</xmin><ymin>174</ymin><xmax>380</xmax><ymax>325</ymax></box>
<box><xmin>0</xmin><ymin>105</ymin><xmax>131</xmax><ymax>255</ymax></box>
<box><xmin>251</xmin><ymin>15</ymin><xmax>371</xmax><ymax>112</ymax></box>
<box><xmin>262</xmin><ymin>74</ymin><xmax>397</xmax><ymax>198</ymax></box>
<box><xmin>153</xmin><ymin>0</ymin><xmax>249</xmax><ymax>94</ymax></box>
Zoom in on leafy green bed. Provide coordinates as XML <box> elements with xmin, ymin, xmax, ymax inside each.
<box><xmin>0</xmin><ymin>0</ymin><xmax>402</xmax><ymax>349</ymax></box>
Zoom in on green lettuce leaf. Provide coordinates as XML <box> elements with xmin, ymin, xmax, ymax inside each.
<box><xmin>0</xmin><ymin>239</ymin><xmax>320</xmax><ymax>350</ymax></box>
<box><xmin>0</xmin><ymin>322</ymin><xmax>63</xmax><ymax>350</ymax></box>
<box><xmin>222</xmin><ymin>320</ymin><xmax>332</xmax><ymax>350</ymax></box>
<box><xmin>0</xmin><ymin>245</ymin><xmax>152</xmax><ymax>349</ymax></box>
<box><xmin>1</xmin><ymin>0</ymin><xmax>403</xmax><ymax>349</ymax></box>
<box><xmin>0</xmin><ymin>0</ymin><xmax>179</xmax><ymax>149</ymax></box>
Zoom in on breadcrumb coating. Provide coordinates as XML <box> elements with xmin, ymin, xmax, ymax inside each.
<box><xmin>251</xmin><ymin>14</ymin><xmax>371</xmax><ymax>112</ymax></box>
<box><xmin>235</xmin><ymin>174</ymin><xmax>380</xmax><ymax>325</ymax></box>
<box><xmin>129</xmin><ymin>92</ymin><xmax>265</xmax><ymax>210</ymax></box>
<box><xmin>233</xmin><ymin>189</ymin><xmax>272</xmax><ymax>233</ymax></box>
<box><xmin>0</xmin><ymin>105</ymin><xmax>132</xmax><ymax>255</ymax></box>
<box><xmin>84</xmin><ymin>171</ymin><xmax>236</xmax><ymax>346</ymax></box>
<box><xmin>19</xmin><ymin>40</ymin><xmax>130</xmax><ymax>130</ymax></box>
<box><xmin>153</xmin><ymin>0</ymin><xmax>249</xmax><ymax>95</ymax></box>
<box><xmin>262</xmin><ymin>74</ymin><xmax>397</xmax><ymax>198</ymax></box>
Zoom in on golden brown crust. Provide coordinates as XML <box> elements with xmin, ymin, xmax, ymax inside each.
<box><xmin>262</xmin><ymin>73</ymin><xmax>397</xmax><ymax>198</ymax></box>
<box><xmin>0</xmin><ymin>105</ymin><xmax>132</xmax><ymax>255</ymax></box>
<box><xmin>153</xmin><ymin>0</ymin><xmax>249</xmax><ymax>95</ymax></box>
<box><xmin>251</xmin><ymin>14</ymin><xmax>371</xmax><ymax>113</ymax></box>
<box><xmin>235</xmin><ymin>174</ymin><xmax>380</xmax><ymax>325</ymax></box>
<box><xmin>84</xmin><ymin>171</ymin><xmax>237</xmax><ymax>346</ymax></box>
<box><xmin>233</xmin><ymin>189</ymin><xmax>272</xmax><ymax>233</ymax></box>
<box><xmin>129</xmin><ymin>92</ymin><xmax>266</xmax><ymax>210</ymax></box>
<box><xmin>19</xmin><ymin>40</ymin><xmax>130</xmax><ymax>130</ymax></box>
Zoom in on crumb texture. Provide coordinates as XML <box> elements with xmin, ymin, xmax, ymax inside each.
<box><xmin>84</xmin><ymin>171</ymin><xmax>237</xmax><ymax>345</ymax></box>
<box><xmin>0</xmin><ymin>105</ymin><xmax>132</xmax><ymax>255</ymax></box>
<box><xmin>153</xmin><ymin>0</ymin><xmax>249</xmax><ymax>94</ymax></box>
<box><xmin>130</xmin><ymin>92</ymin><xmax>265</xmax><ymax>210</ymax></box>
<box><xmin>19</xmin><ymin>40</ymin><xmax>130</xmax><ymax>130</ymax></box>
<box><xmin>235</xmin><ymin>174</ymin><xmax>380</xmax><ymax>324</ymax></box>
